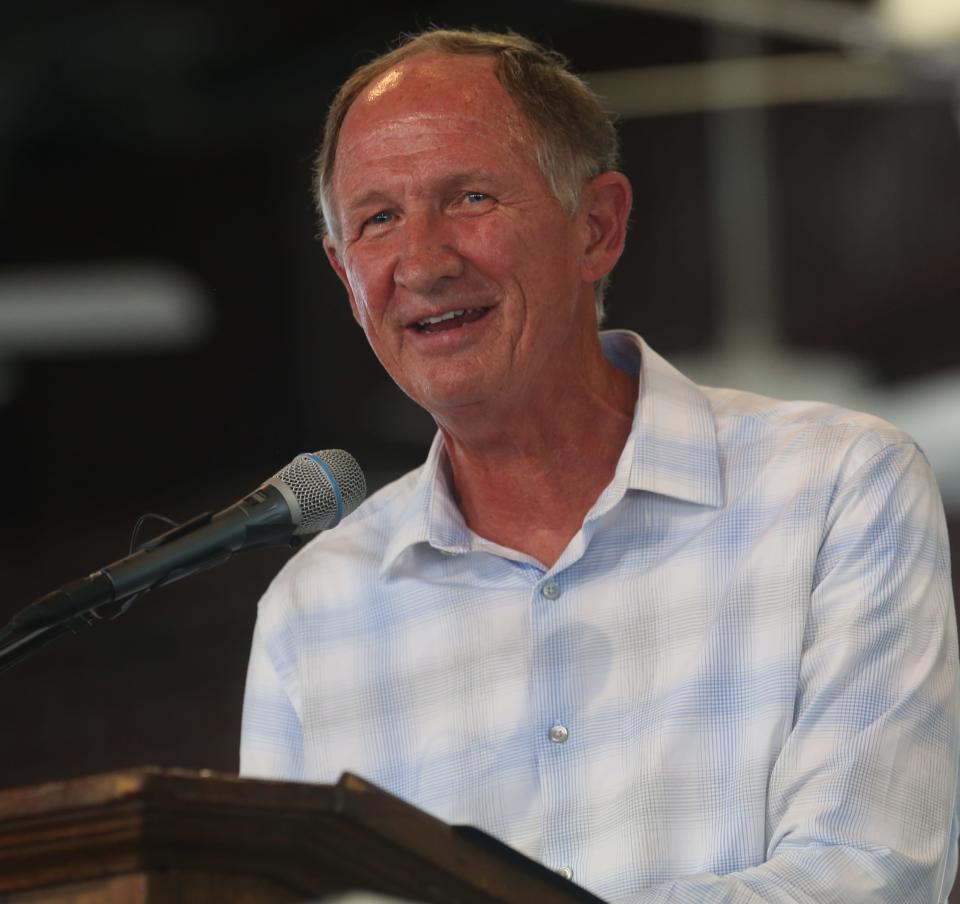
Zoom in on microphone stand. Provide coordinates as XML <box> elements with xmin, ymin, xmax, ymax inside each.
<box><xmin>0</xmin><ymin>594</ymin><xmax>133</xmax><ymax>673</ymax></box>
<box><xmin>0</xmin><ymin>510</ymin><xmax>223</xmax><ymax>674</ymax></box>
<box><xmin>0</xmin><ymin>621</ymin><xmax>76</xmax><ymax>673</ymax></box>
<box><xmin>0</xmin><ymin>508</ymin><xmax>307</xmax><ymax>673</ymax></box>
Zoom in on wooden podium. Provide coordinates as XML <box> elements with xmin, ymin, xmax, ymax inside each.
<box><xmin>0</xmin><ymin>767</ymin><xmax>606</xmax><ymax>903</ymax></box>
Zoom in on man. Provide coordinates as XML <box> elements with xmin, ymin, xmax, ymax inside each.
<box><xmin>241</xmin><ymin>29</ymin><xmax>959</xmax><ymax>903</ymax></box>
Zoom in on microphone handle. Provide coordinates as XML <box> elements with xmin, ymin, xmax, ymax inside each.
<box><xmin>10</xmin><ymin>484</ymin><xmax>295</xmax><ymax>634</ymax></box>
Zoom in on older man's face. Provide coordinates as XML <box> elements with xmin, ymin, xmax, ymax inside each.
<box><xmin>324</xmin><ymin>53</ymin><xmax>598</xmax><ymax>418</ymax></box>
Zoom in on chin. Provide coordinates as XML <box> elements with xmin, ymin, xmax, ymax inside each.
<box><xmin>403</xmin><ymin>365</ymin><xmax>495</xmax><ymax>411</ymax></box>
<box><xmin>408</xmin><ymin>380</ymin><xmax>492</xmax><ymax>416</ymax></box>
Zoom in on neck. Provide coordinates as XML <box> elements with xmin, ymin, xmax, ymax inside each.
<box><xmin>435</xmin><ymin>335</ymin><xmax>638</xmax><ymax>568</ymax></box>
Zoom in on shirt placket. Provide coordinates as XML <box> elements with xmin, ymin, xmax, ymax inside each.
<box><xmin>530</xmin><ymin>569</ymin><xmax>580</xmax><ymax>884</ymax></box>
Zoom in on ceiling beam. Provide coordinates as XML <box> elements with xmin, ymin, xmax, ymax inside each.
<box><xmin>585</xmin><ymin>52</ymin><xmax>913</xmax><ymax>116</ymax></box>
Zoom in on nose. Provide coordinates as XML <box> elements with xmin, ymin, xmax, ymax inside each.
<box><xmin>393</xmin><ymin>210</ymin><xmax>464</xmax><ymax>294</ymax></box>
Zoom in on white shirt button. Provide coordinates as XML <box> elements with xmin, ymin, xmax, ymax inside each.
<box><xmin>548</xmin><ymin>723</ymin><xmax>569</xmax><ymax>744</ymax></box>
<box><xmin>541</xmin><ymin>580</ymin><xmax>561</xmax><ymax>600</ymax></box>
<box><xmin>556</xmin><ymin>865</ymin><xmax>574</xmax><ymax>880</ymax></box>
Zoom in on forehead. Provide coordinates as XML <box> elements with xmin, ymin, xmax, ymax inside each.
<box><xmin>334</xmin><ymin>54</ymin><xmax>536</xmax><ymax>189</ymax></box>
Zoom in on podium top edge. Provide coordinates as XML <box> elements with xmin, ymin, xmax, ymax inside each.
<box><xmin>0</xmin><ymin>766</ymin><xmax>342</xmax><ymax>818</ymax></box>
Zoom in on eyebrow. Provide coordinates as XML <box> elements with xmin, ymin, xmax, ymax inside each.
<box><xmin>342</xmin><ymin>169</ymin><xmax>499</xmax><ymax>215</ymax></box>
<box><xmin>342</xmin><ymin>189</ymin><xmax>395</xmax><ymax>216</ymax></box>
<box><xmin>445</xmin><ymin>169</ymin><xmax>497</xmax><ymax>187</ymax></box>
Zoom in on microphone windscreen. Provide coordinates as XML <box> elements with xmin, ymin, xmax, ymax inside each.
<box><xmin>271</xmin><ymin>449</ymin><xmax>366</xmax><ymax>535</ymax></box>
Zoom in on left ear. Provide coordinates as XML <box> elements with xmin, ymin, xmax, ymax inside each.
<box><xmin>579</xmin><ymin>172</ymin><xmax>633</xmax><ymax>284</ymax></box>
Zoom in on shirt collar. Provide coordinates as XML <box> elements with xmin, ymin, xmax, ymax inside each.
<box><xmin>379</xmin><ymin>330</ymin><xmax>723</xmax><ymax>574</ymax></box>
<box><xmin>379</xmin><ymin>433</ymin><xmax>470</xmax><ymax>573</ymax></box>
<box><xmin>610</xmin><ymin>330</ymin><xmax>723</xmax><ymax>508</ymax></box>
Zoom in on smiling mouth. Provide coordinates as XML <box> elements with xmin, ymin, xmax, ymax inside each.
<box><xmin>412</xmin><ymin>307</ymin><xmax>491</xmax><ymax>333</ymax></box>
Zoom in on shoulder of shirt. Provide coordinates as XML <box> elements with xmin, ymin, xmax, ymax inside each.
<box><xmin>699</xmin><ymin>382</ymin><xmax>922</xmax><ymax>473</ymax></box>
<box><xmin>633</xmin><ymin>336</ymin><xmax>921</xmax><ymax>479</ymax></box>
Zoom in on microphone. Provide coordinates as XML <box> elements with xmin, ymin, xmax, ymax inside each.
<box><xmin>9</xmin><ymin>450</ymin><xmax>366</xmax><ymax>635</ymax></box>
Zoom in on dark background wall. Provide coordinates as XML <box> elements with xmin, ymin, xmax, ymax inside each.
<box><xmin>1</xmin><ymin>0</ymin><xmax>958</xmax><ymax>891</ymax></box>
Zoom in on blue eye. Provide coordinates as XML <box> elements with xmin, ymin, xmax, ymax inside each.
<box><xmin>367</xmin><ymin>211</ymin><xmax>392</xmax><ymax>226</ymax></box>
<box><xmin>465</xmin><ymin>192</ymin><xmax>489</xmax><ymax>203</ymax></box>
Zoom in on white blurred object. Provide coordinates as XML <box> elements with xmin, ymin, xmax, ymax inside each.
<box><xmin>878</xmin><ymin>0</ymin><xmax>960</xmax><ymax>50</ymax></box>
<box><xmin>876</xmin><ymin>369</ymin><xmax>960</xmax><ymax>506</ymax></box>
<box><xmin>0</xmin><ymin>264</ymin><xmax>211</xmax><ymax>353</ymax></box>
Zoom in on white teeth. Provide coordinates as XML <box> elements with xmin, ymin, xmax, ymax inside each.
<box><xmin>418</xmin><ymin>309</ymin><xmax>466</xmax><ymax>326</ymax></box>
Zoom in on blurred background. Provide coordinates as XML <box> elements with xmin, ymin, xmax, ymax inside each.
<box><xmin>1</xmin><ymin>0</ymin><xmax>958</xmax><ymax>886</ymax></box>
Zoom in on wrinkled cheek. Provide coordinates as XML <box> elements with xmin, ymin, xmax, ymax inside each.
<box><xmin>344</xmin><ymin>260</ymin><xmax>388</xmax><ymax>325</ymax></box>
<box><xmin>350</xmin><ymin>283</ymin><xmax>371</xmax><ymax>322</ymax></box>
<box><xmin>342</xmin><ymin>269</ymin><xmax>402</xmax><ymax>372</ymax></box>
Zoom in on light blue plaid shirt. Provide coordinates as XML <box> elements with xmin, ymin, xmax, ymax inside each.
<box><xmin>241</xmin><ymin>332</ymin><xmax>959</xmax><ymax>903</ymax></box>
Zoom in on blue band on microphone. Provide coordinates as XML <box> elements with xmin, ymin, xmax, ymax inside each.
<box><xmin>306</xmin><ymin>453</ymin><xmax>343</xmax><ymax>525</ymax></box>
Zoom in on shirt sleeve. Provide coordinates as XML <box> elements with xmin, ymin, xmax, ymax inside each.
<box><xmin>239</xmin><ymin>611</ymin><xmax>305</xmax><ymax>781</ymax></box>
<box><xmin>623</xmin><ymin>440</ymin><xmax>960</xmax><ymax>903</ymax></box>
